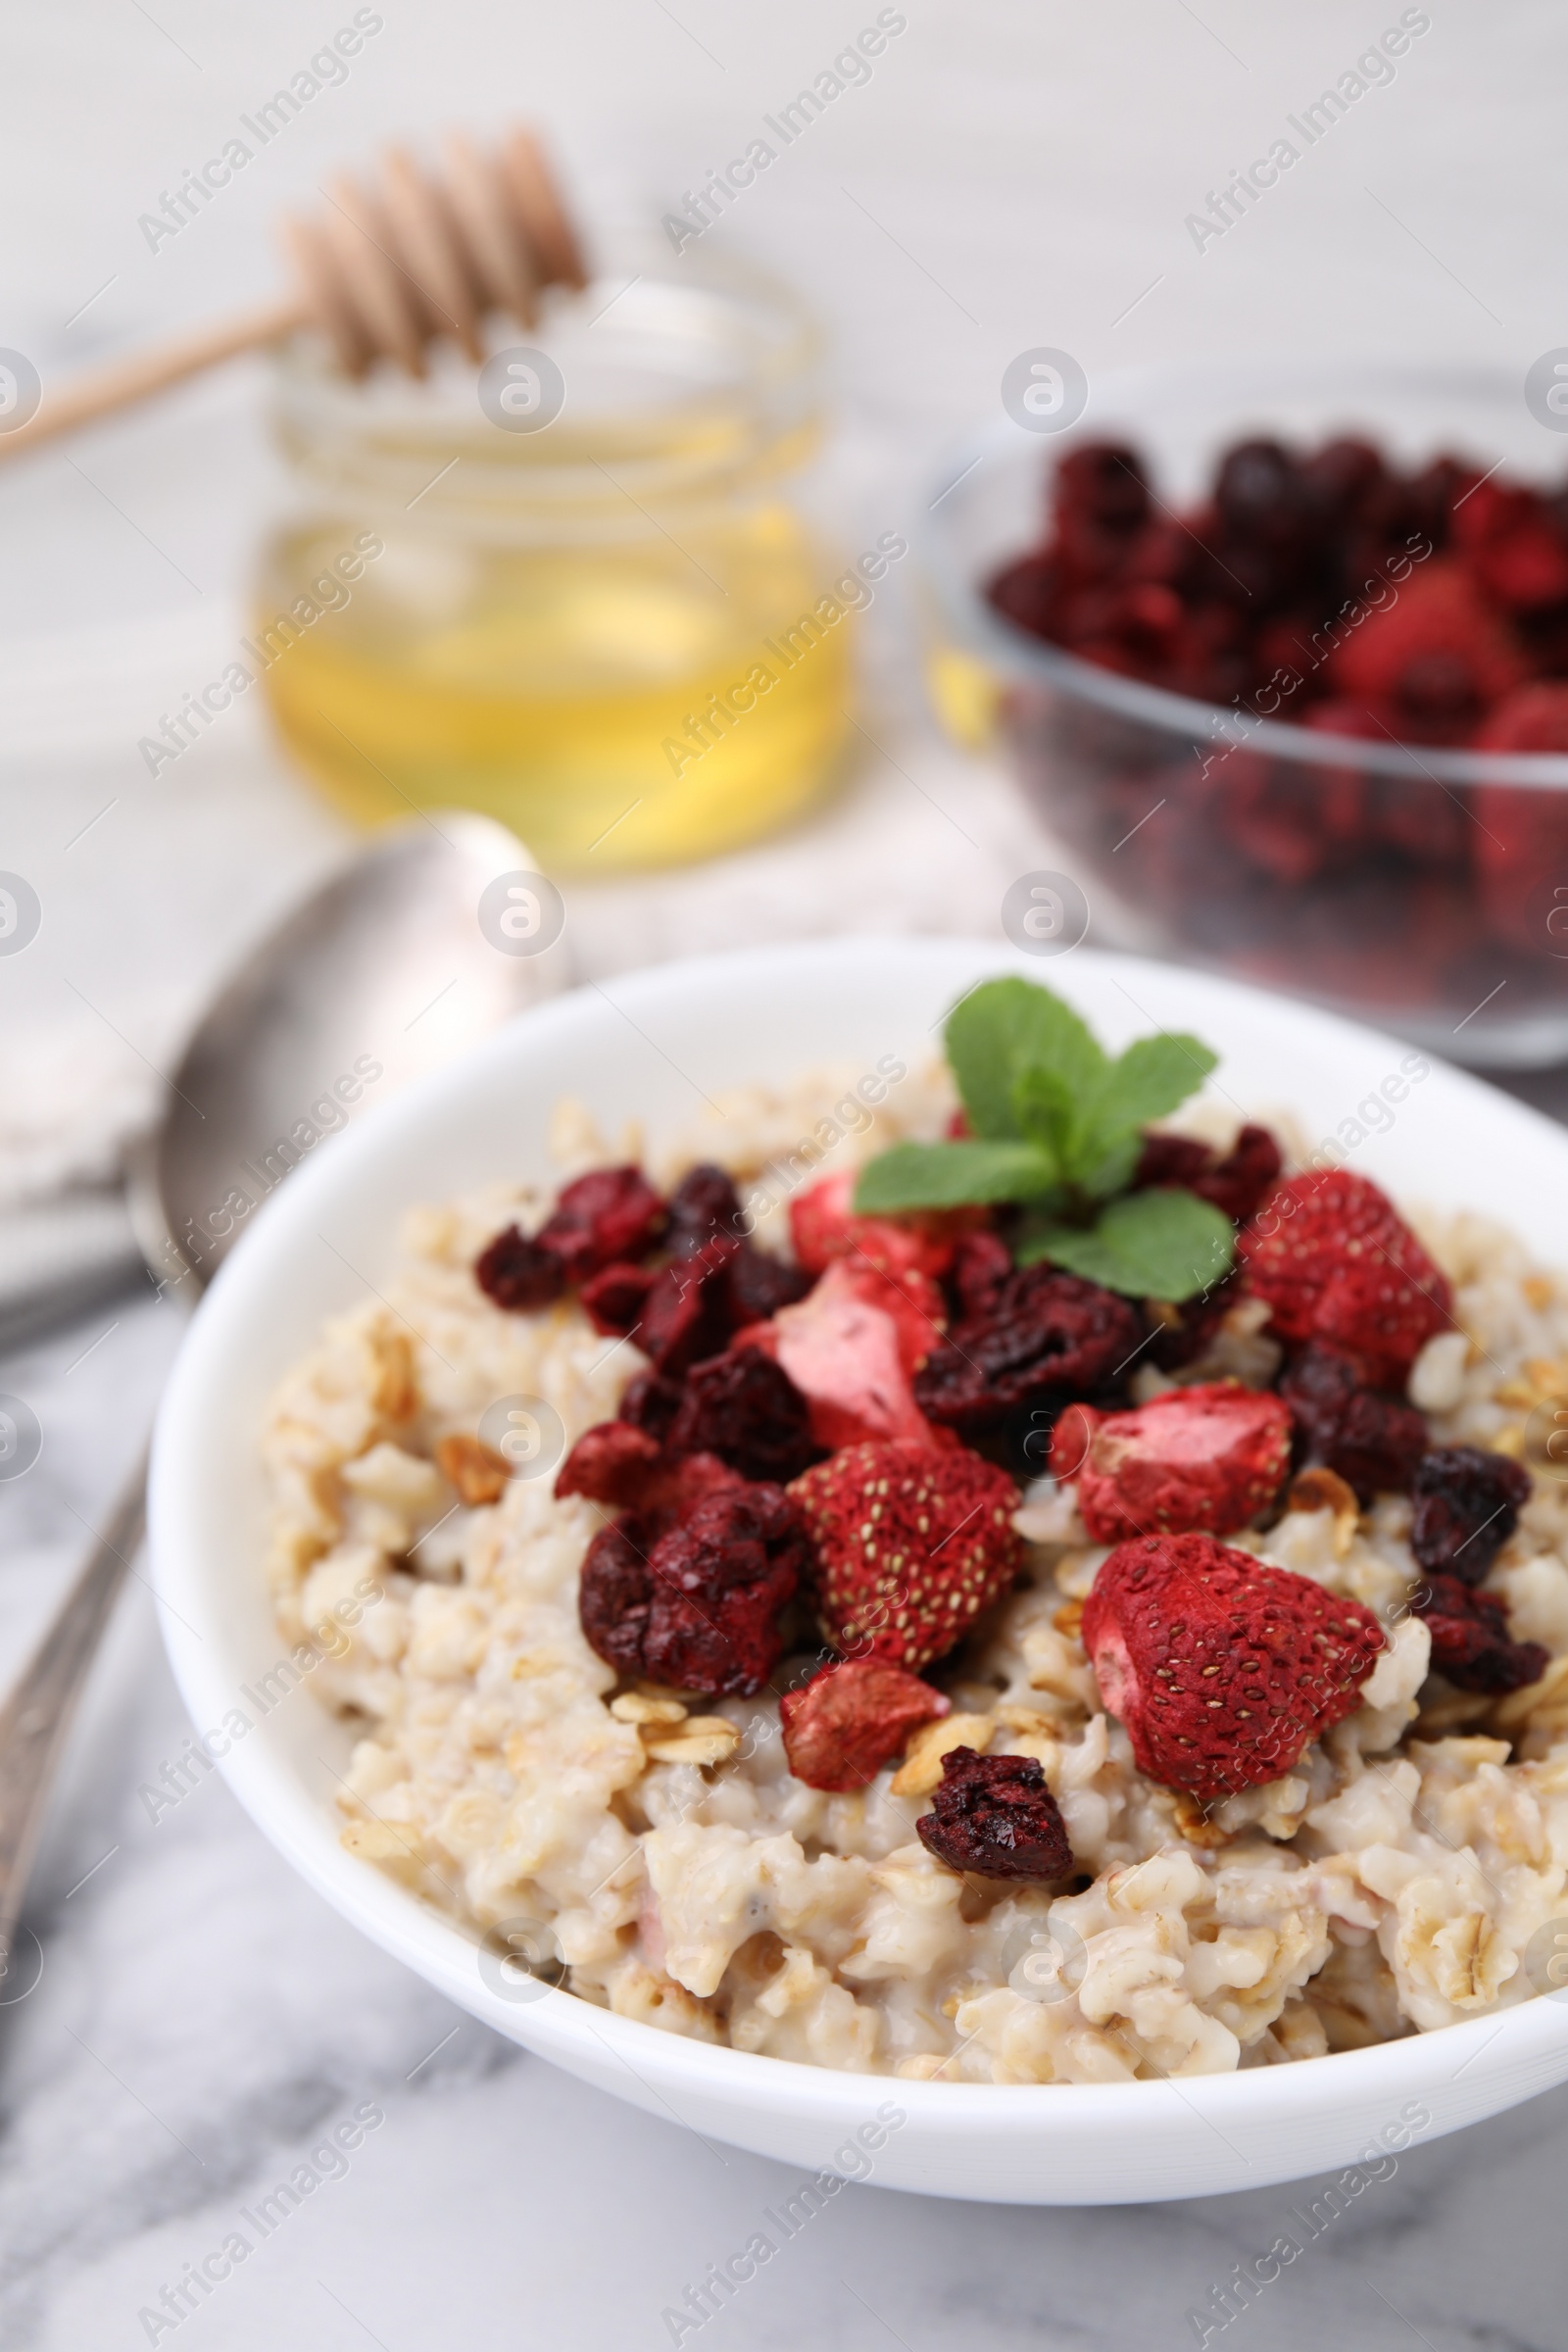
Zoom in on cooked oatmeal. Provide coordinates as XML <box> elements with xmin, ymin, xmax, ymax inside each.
<box><xmin>261</xmin><ymin>1064</ymin><xmax>1568</xmax><ymax>2082</ymax></box>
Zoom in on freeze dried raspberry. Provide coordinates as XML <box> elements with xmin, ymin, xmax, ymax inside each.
<box><xmin>1410</xmin><ymin>1572</ymin><xmax>1547</xmax><ymax>1695</ymax></box>
<box><xmin>789</xmin><ymin>1438</ymin><xmax>1022</xmax><ymax>1673</ymax></box>
<box><xmin>916</xmin><ymin>1747</ymin><xmax>1074</xmax><ymax>1881</ymax></box>
<box><xmin>1409</xmin><ymin>1446</ymin><xmax>1532</xmax><ymax>1583</ymax></box>
<box><xmin>579</xmin><ymin>1260</ymin><xmax>656</xmax><ymax>1337</ymax></box>
<box><xmin>945</xmin><ymin>1229</ymin><xmax>1013</xmax><ymax>1321</ymax></box>
<box><xmin>578</xmin><ymin>1484</ymin><xmax>808</xmax><ymax>1695</ymax></box>
<box><xmin>758</xmin><ymin>1259</ymin><xmax>938</xmax><ymax>1450</ymax></box>
<box><xmin>780</xmin><ymin>1659</ymin><xmax>949</xmax><ymax>1792</ymax></box>
<box><xmin>790</xmin><ymin>1168</ymin><xmax>959</xmax><ymax>1281</ymax></box>
<box><xmin>665</xmin><ymin>1345</ymin><xmax>822</xmax><ymax>1485</ymax></box>
<box><xmin>1280</xmin><ymin>1344</ymin><xmax>1428</xmax><ymax>1502</ymax></box>
<box><xmin>665</xmin><ymin>1162</ymin><xmax>745</xmax><ymax>1255</ymax></box>
<box><xmin>1238</xmin><ymin>1170</ymin><xmax>1452</xmax><ymax>1388</ymax></box>
<box><xmin>555</xmin><ymin>1420</ymin><xmax>740</xmax><ymax>1525</ymax></box>
<box><xmin>1082</xmin><ymin>1534</ymin><xmax>1385</xmax><ymax>1800</ymax></box>
<box><xmin>1051</xmin><ymin>1382</ymin><xmax>1292</xmax><ymax>1542</ymax></box>
<box><xmin>475</xmin><ymin>1223</ymin><xmax>564</xmax><ymax>1311</ymax></box>
<box><xmin>913</xmin><ymin>1265</ymin><xmax>1145</xmax><ymax>1437</ymax></box>
<box><xmin>537</xmin><ymin>1166</ymin><xmax>665</xmax><ymax>1282</ymax></box>
<box><xmin>1135</xmin><ymin>1124</ymin><xmax>1283</xmax><ymax>1224</ymax></box>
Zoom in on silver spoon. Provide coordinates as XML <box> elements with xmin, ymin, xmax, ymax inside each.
<box><xmin>0</xmin><ymin>813</ymin><xmax>568</xmax><ymax>1984</ymax></box>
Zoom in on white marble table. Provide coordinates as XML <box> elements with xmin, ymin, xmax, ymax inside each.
<box><xmin>5</xmin><ymin>0</ymin><xmax>1568</xmax><ymax>2342</ymax></box>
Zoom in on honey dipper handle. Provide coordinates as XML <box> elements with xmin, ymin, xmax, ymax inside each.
<box><xmin>0</xmin><ymin>292</ymin><xmax>308</xmax><ymax>464</ymax></box>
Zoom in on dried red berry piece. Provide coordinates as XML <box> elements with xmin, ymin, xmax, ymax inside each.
<box><xmin>1279</xmin><ymin>1343</ymin><xmax>1429</xmax><ymax>1502</ymax></box>
<box><xmin>555</xmin><ymin>1420</ymin><xmax>741</xmax><ymax>1526</ymax></box>
<box><xmin>780</xmin><ymin>1659</ymin><xmax>949</xmax><ymax>1792</ymax></box>
<box><xmin>725</xmin><ymin>1243</ymin><xmax>814</xmax><ymax>1325</ymax></box>
<box><xmin>665</xmin><ymin>1345</ymin><xmax>822</xmax><ymax>1485</ymax></box>
<box><xmin>759</xmin><ymin>1260</ymin><xmax>938</xmax><ymax>1450</ymax></box>
<box><xmin>1135</xmin><ymin>1124</ymin><xmax>1283</xmax><ymax>1224</ymax></box>
<box><xmin>1082</xmin><ymin>1533</ymin><xmax>1385</xmax><ymax>1800</ymax></box>
<box><xmin>474</xmin><ymin>1223</ymin><xmax>564</xmax><ymax>1311</ymax></box>
<box><xmin>538</xmin><ymin>1165</ymin><xmax>666</xmax><ymax>1283</ymax></box>
<box><xmin>945</xmin><ymin>1228</ymin><xmax>1013</xmax><ymax>1321</ymax></box>
<box><xmin>1052</xmin><ymin>1382</ymin><xmax>1292</xmax><ymax>1542</ymax></box>
<box><xmin>579</xmin><ymin>1260</ymin><xmax>657</xmax><ymax>1337</ymax></box>
<box><xmin>637</xmin><ymin>1236</ymin><xmax>743</xmax><ymax>1374</ymax></box>
<box><xmin>618</xmin><ymin>1367</ymin><xmax>683</xmax><ymax>1443</ymax></box>
<box><xmin>1409</xmin><ymin>1446</ymin><xmax>1532</xmax><ymax>1583</ymax></box>
<box><xmin>1147</xmin><ymin>1272</ymin><xmax>1242</xmax><ymax>1374</ymax></box>
<box><xmin>789</xmin><ymin>1438</ymin><xmax>1021</xmax><ymax>1673</ymax></box>
<box><xmin>578</xmin><ymin>1483</ymin><xmax>808</xmax><ymax>1696</ymax></box>
<box><xmin>913</xmin><ymin>1265</ymin><xmax>1145</xmax><ymax>1437</ymax></box>
<box><xmin>1410</xmin><ymin>1572</ymin><xmax>1546</xmax><ymax>1694</ymax></box>
<box><xmin>1327</xmin><ymin>562</ymin><xmax>1527</xmax><ymax>743</ymax></box>
<box><xmin>666</xmin><ymin>1163</ymin><xmax>744</xmax><ymax>1256</ymax></box>
<box><xmin>916</xmin><ymin>1747</ymin><xmax>1074</xmax><ymax>1881</ymax></box>
<box><xmin>1238</xmin><ymin>1170</ymin><xmax>1452</xmax><ymax>1389</ymax></box>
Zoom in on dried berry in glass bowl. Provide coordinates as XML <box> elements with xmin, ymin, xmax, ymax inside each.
<box><xmin>920</xmin><ymin>364</ymin><xmax>1568</xmax><ymax>1065</ymax></box>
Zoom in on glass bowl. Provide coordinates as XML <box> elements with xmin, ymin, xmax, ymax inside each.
<box><xmin>920</xmin><ymin>361</ymin><xmax>1568</xmax><ymax>1066</ymax></box>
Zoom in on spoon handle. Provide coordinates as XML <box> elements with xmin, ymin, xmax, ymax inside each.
<box><xmin>0</xmin><ymin>1451</ymin><xmax>147</xmax><ymax>1981</ymax></box>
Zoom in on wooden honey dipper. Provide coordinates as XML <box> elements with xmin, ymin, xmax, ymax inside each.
<box><xmin>0</xmin><ymin>126</ymin><xmax>587</xmax><ymax>462</ymax></box>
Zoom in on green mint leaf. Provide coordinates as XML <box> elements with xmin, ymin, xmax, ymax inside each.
<box><xmin>853</xmin><ymin>1139</ymin><xmax>1058</xmax><ymax>1213</ymax></box>
<box><xmin>1015</xmin><ymin>1187</ymin><xmax>1235</xmax><ymax>1300</ymax></box>
<box><xmin>945</xmin><ymin>977</ymin><xmax>1105</xmax><ymax>1141</ymax></box>
<box><xmin>1009</xmin><ymin>1063</ymin><xmax>1075</xmax><ymax>1176</ymax></box>
<box><xmin>1077</xmin><ymin>1033</ymin><xmax>1218</xmax><ymax>1167</ymax></box>
<box><xmin>1077</xmin><ymin>1127</ymin><xmax>1145</xmax><ymax>1202</ymax></box>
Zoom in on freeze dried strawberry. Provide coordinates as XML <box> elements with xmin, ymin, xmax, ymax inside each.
<box><xmin>538</xmin><ymin>1166</ymin><xmax>665</xmax><ymax>1282</ymax></box>
<box><xmin>1051</xmin><ymin>1382</ymin><xmax>1291</xmax><ymax>1542</ymax></box>
<box><xmin>578</xmin><ymin>1483</ymin><xmax>808</xmax><ymax>1695</ymax></box>
<box><xmin>916</xmin><ymin>1747</ymin><xmax>1074</xmax><ymax>1881</ymax></box>
<box><xmin>579</xmin><ymin>1260</ymin><xmax>656</xmax><ymax>1337</ymax></box>
<box><xmin>789</xmin><ymin>1438</ymin><xmax>1022</xmax><ymax>1673</ymax></box>
<box><xmin>1409</xmin><ymin>1446</ymin><xmax>1532</xmax><ymax>1583</ymax></box>
<box><xmin>914</xmin><ymin>1265</ymin><xmax>1145</xmax><ymax>1437</ymax></box>
<box><xmin>1082</xmin><ymin>1534</ymin><xmax>1385</xmax><ymax>1800</ymax></box>
<box><xmin>1410</xmin><ymin>1572</ymin><xmax>1546</xmax><ymax>1694</ymax></box>
<box><xmin>1472</xmin><ymin>685</ymin><xmax>1568</xmax><ymax>956</ymax></box>
<box><xmin>1135</xmin><ymin>1124</ymin><xmax>1283</xmax><ymax>1225</ymax></box>
<box><xmin>1280</xmin><ymin>1344</ymin><xmax>1428</xmax><ymax>1501</ymax></box>
<box><xmin>1238</xmin><ymin>1170</ymin><xmax>1452</xmax><ymax>1388</ymax></box>
<box><xmin>791</xmin><ymin>1168</ymin><xmax>958</xmax><ymax>1281</ymax></box>
<box><xmin>666</xmin><ymin>1345</ymin><xmax>822</xmax><ymax>1486</ymax></box>
<box><xmin>780</xmin><ymin>1659</ymin><xmax>949</xmax><ymax>1792</ymax></box>
<box><xmin>475</xmin><ymin>1223</ymin><xmax>564</xmax><ymax>1311</ymax></box>
<box><xmin>758</xmin><ymin>1259</ymin><xmax>938</xmax><ymax>1450</ymax></box>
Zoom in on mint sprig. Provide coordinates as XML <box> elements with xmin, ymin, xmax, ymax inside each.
<box><xmin>852</xmin><ymin>976</ymin><xmax>1231</xmax><ymax>1302</ymax></box>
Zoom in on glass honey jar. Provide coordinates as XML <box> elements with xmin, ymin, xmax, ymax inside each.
<box><xmin>254</xmin><ymin>251</ymin><xmax>855</xmax><ymax>870</ymax></box>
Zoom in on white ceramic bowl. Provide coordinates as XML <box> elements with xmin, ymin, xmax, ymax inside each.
<box><xmin>149</xmin><ymin>936</ymin><xmax>1568</xmax><ymax>2204</ymax></box>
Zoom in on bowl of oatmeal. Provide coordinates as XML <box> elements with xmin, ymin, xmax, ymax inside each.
<box><xmin>148</xmin><ymin>936</ymin><xmax>1568</xmax><ymax>2202</ymax></box>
